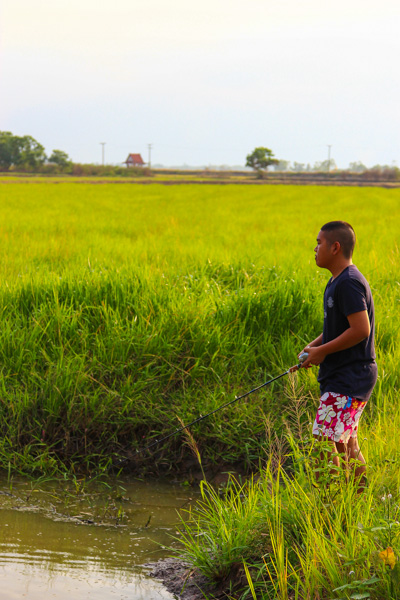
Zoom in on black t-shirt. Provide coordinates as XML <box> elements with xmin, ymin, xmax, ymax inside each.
<box><xmin>317</xmin><ymin>264</ymin><xmax>377</xmax><ymax>401</ymax></box>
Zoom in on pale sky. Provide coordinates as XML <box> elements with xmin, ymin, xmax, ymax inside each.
<box><xmin>1</xmin><ymin>0</ymin><xmax>399</xmax><ymax>168</ymax></box>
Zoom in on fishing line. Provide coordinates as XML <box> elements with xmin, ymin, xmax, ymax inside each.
<box><xmin>129</xmin><ymin>352</ymin><xmax>309</xmax><ymax>458</ymax></box>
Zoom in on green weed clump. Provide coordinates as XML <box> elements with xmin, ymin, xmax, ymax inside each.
<box><xmin>0</xmin><ymin>182</ymin><xmax>398</xmax><ymax>476</ymax></box>
<box><xmin>176</xmin><ymin>436</ymin><xmax>400</xmax><ymax>600</ymax></box>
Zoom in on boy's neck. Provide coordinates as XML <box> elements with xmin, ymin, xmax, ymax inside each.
<box><xmin>329</xmin><ymin>258</ymin><xmax>353</xmax><ymax>280</ymax></box>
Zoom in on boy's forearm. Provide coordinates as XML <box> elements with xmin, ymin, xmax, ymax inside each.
<box><xmin>304</xmin><ymin>311</ymin><xmax>370</xmax><ymax>366</ymax></box>
<box><xmin>307</xmin><ymin>334</ymin><xmax>323</xmax><ymax>348</ymax></box>
<box><xmin>321</xmin><ymin>328</ymin><xmax>365</xmax><ymax>356</ymax></box>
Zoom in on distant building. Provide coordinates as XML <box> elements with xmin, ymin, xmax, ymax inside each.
<box><xmin>125</xmin><ymin>153</ymin><xmax>145</xmax><ymax>167</ymax></box>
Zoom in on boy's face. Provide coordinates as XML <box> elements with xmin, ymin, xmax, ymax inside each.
<box><xmin>314</xmin><ymin>230</ymin><xmax>334</xmax><ymax>269</ymax></box>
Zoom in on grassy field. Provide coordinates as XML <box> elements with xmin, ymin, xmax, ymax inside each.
<box><xmin>0</xmin><ymin>180</ymin><xmax>399</xmax><ymax>597</ymax></box>
<box><xmin>0</xmin><ymin>181</ymin><xmax>398</xmax><ymax>479</ymax></box>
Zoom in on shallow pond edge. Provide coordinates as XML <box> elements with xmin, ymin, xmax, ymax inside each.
<box><xmin>147</xmin><ymin>557</ymin><xmax>219</xmax><ymax>600</ymax></box>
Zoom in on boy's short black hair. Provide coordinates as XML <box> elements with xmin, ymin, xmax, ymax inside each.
<box><xmin>321</xmin><ymin>221</ymin><xmax>356</xmax><ymax>259</ymax></box>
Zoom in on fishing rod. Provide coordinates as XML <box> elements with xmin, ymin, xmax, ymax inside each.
<box><xmin>130</xmin><ymin>352</ymin><xmax>309</xmax><ymax>457</ymax></box>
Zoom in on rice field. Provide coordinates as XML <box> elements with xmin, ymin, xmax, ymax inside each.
<box><xmin>0</xmin><ymin>180</ymin><xmax>398</xmax><ymax>479</ymax></box>
<box><xmin>0</xmin><ymin>179</ymin><xmax>399</xmax><ymax>597</ymax></box>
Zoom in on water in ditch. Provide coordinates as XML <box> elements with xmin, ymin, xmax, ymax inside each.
<box><xmin>0</xmin><ymin>473</ymin><xmax>199</xmax><ymax>599</ymax></box>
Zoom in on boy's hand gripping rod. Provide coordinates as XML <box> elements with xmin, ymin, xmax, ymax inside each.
<box><xmin>133</xmin><ymin>352</ymin><xmax>309</xmax><ymax>456</ymax></box>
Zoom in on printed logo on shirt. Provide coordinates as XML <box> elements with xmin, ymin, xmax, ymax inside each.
<box><xmin>327</xmin><ymin>296</ymin><xmax>334</xmax><ymax>308</ymax></box>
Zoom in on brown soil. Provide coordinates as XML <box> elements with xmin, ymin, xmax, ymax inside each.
<box><xmin>146</xmin><ymin>558</ymin><xmax>216</xmax><ymax>600</ymax></box>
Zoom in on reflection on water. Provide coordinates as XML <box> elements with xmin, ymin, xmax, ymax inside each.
<box><xmin>0</xmin><ymin>475</ymin><xmax>197</xmax><ymax>599</ymax></box>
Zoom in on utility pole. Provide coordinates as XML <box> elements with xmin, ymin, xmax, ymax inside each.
<box><xmin>148</xmin><ymin>143</ymin><xmax>153</xmax><ymax>168</ymax></box>
<box><xmin>327</xmin><ymin>145</ymin><xmax>332</xmax><ymax>172</ymax></box>
<box><xmin>100</xmin><ymin>142</ymin><xmax>106</xmax><ymax>166</ymax></box>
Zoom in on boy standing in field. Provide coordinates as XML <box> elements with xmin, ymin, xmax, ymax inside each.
<box><xmin>299</xmin><ymin>221</ymin><xmax>377</xmax><ymax>487</ymax></box>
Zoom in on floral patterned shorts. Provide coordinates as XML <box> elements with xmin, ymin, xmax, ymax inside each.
<box><xmin>312</xmin><ymin>392</ymin><xmax>367</xmax><ymax>443</ymax></box>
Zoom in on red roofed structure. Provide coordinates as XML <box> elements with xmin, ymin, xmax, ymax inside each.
<box><xmin>125</xmin><ymin>153</ymin><xmax>145</xmax><ymax>167</ymax></box>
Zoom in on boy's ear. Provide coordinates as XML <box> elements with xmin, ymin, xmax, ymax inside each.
<box><xmin>331</xmin><ymin>241</ymin><xmax>341</xmax><ymax>255</ymax></box>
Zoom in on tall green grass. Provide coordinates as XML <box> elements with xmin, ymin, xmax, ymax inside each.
<box><xmin>176</xmin><ymin>436</ymin><xmax>400</xmax><ymax>599</ymax></box>
<box><xmin>0</xmin><ymin>182</ymin><xmax>398</xmax><ymax>475</ymax></box>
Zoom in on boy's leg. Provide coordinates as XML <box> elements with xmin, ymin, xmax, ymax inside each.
<box><xmin>312</xmin><ymin>392</ymin><xmax>367</xmax><ymax>486</ymax></box>
<box><xmin>313</xmin><ymin>434</ymin><xmax>340</xmax><ymax>483</ymax></box>
<box><xmin>312</xmin><ymin>392</ymin><xmax>345</xmax><ymax>483</ymax></box>
<box><xmin>335</xmin><ymin>436</ymin><xmax>366</xmax><ymax>490</ymax></box>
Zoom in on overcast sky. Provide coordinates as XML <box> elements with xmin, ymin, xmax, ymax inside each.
<box><xmin>1</xmin><ymin>0</ymin><xmax>399</xmax><ymax>168</ymax></box>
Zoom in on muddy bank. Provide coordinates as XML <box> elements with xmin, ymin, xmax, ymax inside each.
<box><xmin>147</xmin><ymin>558</ymin><xmax>218</xmax><ymax>600</ymax></box>
<box><xmin>148</xmin><ymin>556</ymin><xmax>249</xmax><ymax>600</ymax></box>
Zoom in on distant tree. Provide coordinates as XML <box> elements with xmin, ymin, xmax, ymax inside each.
<box><xmin>313</xmin><ymin>159</ymin><xmax>337</xmax><ymax>172</ymax></box>
<box><xmin>0</xmin><ymin>131</ymin><xmax>20</xmax><ymax>170</ymax></box>
<box><xmin>274</xmin><ymin>160</ymin><xmax>290</xmax><ymax>171</ymax></box>
<box><xmin>49</xmin><ymin>149</ymin><xmax>71</xmax><ymax>167</ymax></box>
<box><xmin>371</xmin><ymin>164</ymin><xmax>393</xmax><ymax>171</ymax></box>
<box><xmin>292</xmin><ymin>162</ymin><xmax>306</xmax><ymax>172</ymax></box>
<box><xmin>349</xmin><ymin>161</ymin><xmax>367</xmax><ymax>173</ymax></box>
<box><xmin>246</xmin><ymin>147</ymin><xmax>278</xmax><ymax>177</ymax></box>
<box><xmin>17</xmin><ymin>135</ymin><xmax>47</xmax><ymax>168</ymax></box>
<box><xmin>0</xmin><ymin>131</ymin><xmax>46</xmax><ymax>170</ymax></box>
<box><xmin>366</xmin><ymin>165</ymin><xmax>400</xmax><ymax>181</ymax></box>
